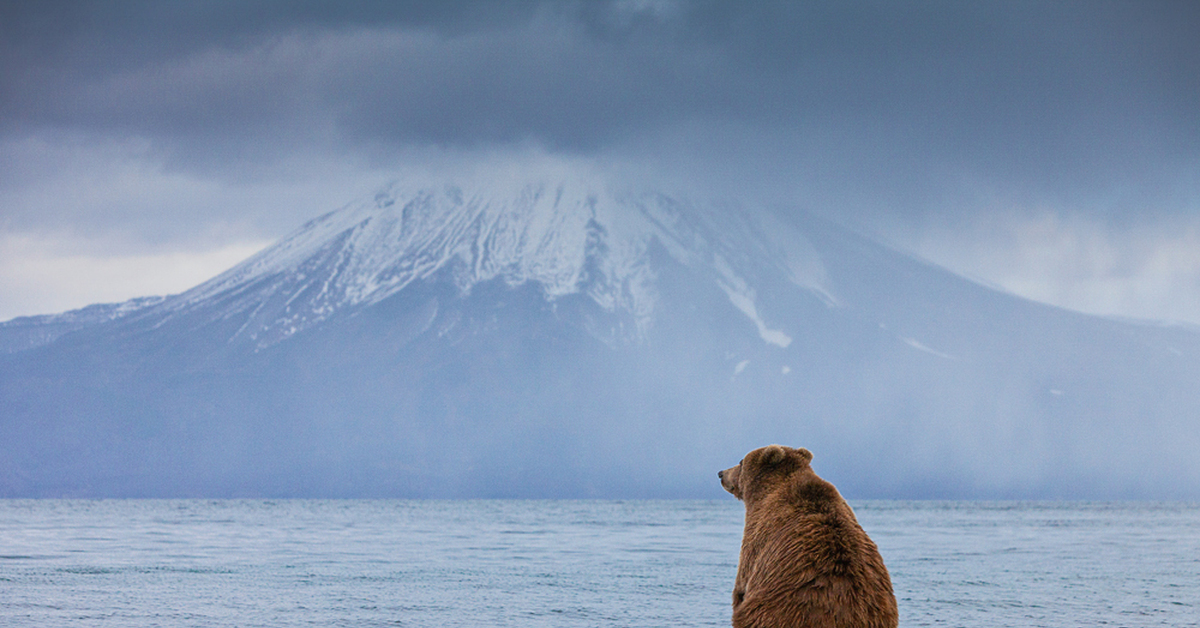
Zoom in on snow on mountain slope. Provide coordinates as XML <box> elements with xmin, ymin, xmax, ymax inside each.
<box><xmin>160</xmin><ymin>182</ymin><xmax>832</xmax><ymax>348</ymax></box>
<box><xmin>0</xmin><ymin>296</ymin><xmax>165</xmax><ymax>353</ymax></box>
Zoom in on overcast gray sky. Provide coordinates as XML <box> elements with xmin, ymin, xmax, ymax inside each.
<box><xmin>1</xmin><ymin>0</ymin><xmax>1198</xmax><ymax>323</ymax></box>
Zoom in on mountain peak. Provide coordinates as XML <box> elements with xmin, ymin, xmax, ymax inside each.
<box><xmin>158</xmin><ymin>182</ymin><xmax>829</xmax><ymax>349</ymax></box>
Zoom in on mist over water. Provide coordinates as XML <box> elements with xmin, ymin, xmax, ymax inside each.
<box><xmin>1</xmin><ymin>500</ymin><xmax>1197</xmax><ymax>627</ymax></box>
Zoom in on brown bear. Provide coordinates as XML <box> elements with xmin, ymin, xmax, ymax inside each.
<box><xmin>719</xmin><ymin>445</ymin><xmax>898</xmax><ymax>628</ymax></box>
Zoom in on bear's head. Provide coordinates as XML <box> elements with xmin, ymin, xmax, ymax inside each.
<box><xmin>719</xmin><ymin>444</ymin><xmax>814</xmax><ymax>501</ymax></box>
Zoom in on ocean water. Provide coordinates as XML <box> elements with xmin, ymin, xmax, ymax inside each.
<box><xmin>1</xmin><ymin>500</ymin><xmax>1197</xmax><ymax>627</ymax></box>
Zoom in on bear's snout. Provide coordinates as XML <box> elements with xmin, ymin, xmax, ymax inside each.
<box><xmin>719</xmin><ymin>464</ymin><xmax>742</xmax><ymax>498</ymax></box>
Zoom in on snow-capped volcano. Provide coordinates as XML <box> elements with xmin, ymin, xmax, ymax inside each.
<box><xmin>3</xmin><ymin>181</ymin><xmax>1200</xmax><ymax>499</ymax></box>
<box><xmin>164</xmin><ymin>182</ymin><xmax>824</xmax><ymax>348</ymax></box>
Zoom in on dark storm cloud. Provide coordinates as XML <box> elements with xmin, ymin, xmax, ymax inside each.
<box><xmin>0</xmin><ymin>0</ymin><xmax>541</xmax><ymax>67</ymax></box>
<box><xmin>1</xmin><ymin>1</ymin><xmax>1197</xmax><ymax>213</ymax></box>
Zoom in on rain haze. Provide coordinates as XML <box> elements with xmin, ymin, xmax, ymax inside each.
<box><xmin>2</xmin><ymin>1</ymin><xmax>1200</xmax><ymax>501</ymax></box>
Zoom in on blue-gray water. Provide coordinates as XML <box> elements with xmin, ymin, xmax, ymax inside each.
<box><xmin>1</xmin><ymin>500</ymin><xmax>1197</xmax><ymax>627</ymax></box>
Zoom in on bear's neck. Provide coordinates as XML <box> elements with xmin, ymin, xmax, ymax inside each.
<box><xmin>744</xmin><ymin>477</ymin><xmax>842</xmax><ymax>517</ymax></box>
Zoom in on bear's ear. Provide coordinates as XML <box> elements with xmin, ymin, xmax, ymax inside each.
<box><xmin>796</xmin><ymin>447</ymin><xmax>813</xmax><ymax>464</ymax></box>
<box><xmin>761</xmin><ymin>444</ymin><xmax>787</xmax><ymax>466</ymax></box>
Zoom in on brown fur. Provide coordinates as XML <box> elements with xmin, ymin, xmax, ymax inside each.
<box><xmin>719</xmin><ymin>445</ymin><xmax>898</xmax><ymax>628</ymax></box>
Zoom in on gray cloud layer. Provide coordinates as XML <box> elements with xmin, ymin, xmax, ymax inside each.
<box><xmin>5</xmin><ymin>2</ymin><xmax>1196</xmax><ymax>185</ymax></box>
<box><xmin>1</xmin><ymin>1</ymin><xmax>1199</xmax><ymax>319</ymax></box>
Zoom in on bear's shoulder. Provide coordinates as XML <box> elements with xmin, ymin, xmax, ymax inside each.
<box><xmin>788</xmin><ymin>472</ymin><xmax>846</xmax><ymax>510</ymax></box>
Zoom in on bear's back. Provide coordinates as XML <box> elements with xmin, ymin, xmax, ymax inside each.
<box><xmin>735</xmin><ymin>472</ymin><xmax>898</xmax><ymax>628</ymax></box>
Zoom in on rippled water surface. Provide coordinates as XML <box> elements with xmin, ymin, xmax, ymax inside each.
<box><xmin>1</xmin><ymin>500</ymin><xmax>1197</xmax><ymax>626</ymax></box>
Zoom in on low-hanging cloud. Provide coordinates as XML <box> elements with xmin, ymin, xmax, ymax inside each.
<box><xmin>905</xmin><ymin>208</ymin><xmax>1200</xmax><ymax>325</ymax></box>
